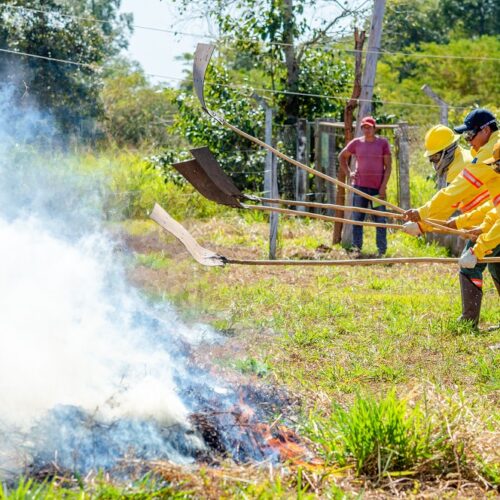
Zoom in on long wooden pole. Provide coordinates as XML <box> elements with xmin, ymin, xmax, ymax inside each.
<box><xmin>150</xmin><ymin>204</ymin><xmax>496</xmax><ymax>267</ymax></box>
<box><xmin>258</xmin><ymin>196</ymin><xmax>404</xmax><ymax>219</ymax></box>
<box><xmin>221</xmin><ymin>122</ymin><xmax>460</xmax><ymax>236</ymax></box>
<box><xmin>224</xmin><ymin>120</ymin><xmax>402</xmax><ymax>211</ymax></box>
<box><xmin>243</xmin><ymin>204</ymin><xmax>470</xmax><ymax>237</ymax></box>
<box><xmin>243</xmin><ymin>204</ymin><xmax>402</xmax><ymax>229</ymax></box>
<box><xmin>226</xmin><ymin>257</ymin><xmax>500</xmax><ymax>266</ymax></box>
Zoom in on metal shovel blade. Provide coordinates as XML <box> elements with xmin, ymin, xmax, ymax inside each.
<box><xmin>150</xmin><ymin>203</ymin><xmax>226</xmax><ymax>267</ymax></box>
<box><xmin>190</xmin><ymin>147</ymin><xmax>244</xmax><ymax>199</ymax></box>
<box><xmin>172</xmin><ymin>158</ymin><xmax>243</xmax><ymax>208</ymax></box>
<box><xmin>193</xmin><ymin>43</ymin><xmax>215</xmax><ymax>111</ymax></box>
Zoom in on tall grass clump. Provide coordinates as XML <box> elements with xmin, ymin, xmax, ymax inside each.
<box><xmin>306</xmin><ymin>391</ymin><xmax>432</xmax><ymax>477</ymax></box>
<box><xmin>72</xmin><ymin>150</ymin><xmax>230</xmax><ymax>221</ymax></box>
<box><xmin>305</xmin><ymin>390</ymin><xmax>490</xmax><ymax>484</ymax></box>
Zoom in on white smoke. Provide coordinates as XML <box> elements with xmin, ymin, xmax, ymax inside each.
<box><xmin>0</xmin><ymin>84</ymin><xmax>222</xmax><ymax>476</ymax></box>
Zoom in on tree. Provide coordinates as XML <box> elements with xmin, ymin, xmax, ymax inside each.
<box><xmin>101</xmin><ymin>59</ymin><xmax>182</xmax><ymax>149</ymax></box>
<box><xmin>0</xmin><ymin>0</ymin><xmax>132</xmax><ymax>138</ymax></box>
<box><xmin>172</xmin><ymin>62</ymin><xmax>266</xmax><ymax>192</ymax></box>
<box><xmin>383</xmin><ymin>0</ymin><xmax>499</xmax><ymax>52</ymax></box>
<box><xmin>376</xmin><ymin>35</ymin><xmax>500</xmax><ymax>123</ymax></box>
<box><xmin>170</xmin><ymin>0</ymin><xmax>367</xmax><ymax>125</ymax></box>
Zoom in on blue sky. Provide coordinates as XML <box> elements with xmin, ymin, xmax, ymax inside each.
<box><xmin>120</xmin><ymin>0</ymin><xmax>213</xmax><ymax>86</ymax></box>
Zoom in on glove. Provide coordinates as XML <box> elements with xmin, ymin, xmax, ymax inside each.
<box><xmin>402</xmin><ymin>222</ymin><xmax>422</xmax><ymax>236</ymax></box>
<box><xmin>459</xmin><ymin>249</ymin><xmax>477</xmax><ymax>269</ymax></box>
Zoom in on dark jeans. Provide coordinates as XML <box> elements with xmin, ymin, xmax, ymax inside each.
<box><xmin>352</xmin><ymin>185</ymin><xmax>387</xmax><ymax>254</ymax></box>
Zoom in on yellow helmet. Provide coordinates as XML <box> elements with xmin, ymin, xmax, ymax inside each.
<box><xmin>423</xmin><ymin>125</ymin><xmax>461</xmax><ymax>157</ymax></box>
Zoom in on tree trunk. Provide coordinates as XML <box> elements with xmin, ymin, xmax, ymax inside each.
<box><xmin>332</xmin><ymin>28</ymin><xmax>366</xmax><ymax>244</ymax></box>
<box><xmin>282</xmin><ymin>0</ymin><xmax>300</xmax><ymax>124</ymax></box>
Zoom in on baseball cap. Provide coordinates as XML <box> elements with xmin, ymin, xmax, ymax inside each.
<box><xmin>454</xmin><ymin>108</ymin><xmax>496</xmax><ymax>134</ymax></box>
<box><xmin>484</xmin><ymin>141</ymin><xmax>500</xmax><ymax>165</ymax></box>
<box><xmin>360</xmin><ymin>116</ymin><xmax>376</xmax><ymax>128</ymax></box>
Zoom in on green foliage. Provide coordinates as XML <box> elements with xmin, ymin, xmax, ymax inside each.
<box><xmin>74</xmin><ymin>150</ymin><xmax>229</xmax><ymax>220</ymax></box>
<box><xmin>172</xmin><ymin>62</ymin><xmax>267</xmax><ymax>192</ymax></box>
<box><xmin>383</xmin><ymin>0</ymin><xmax>500</xmax><ymax>51</ymax></box>
<box><xmin>233</xmin><ymin>357</ymin><xmax>271</xmax><ymax>377</ymax></box>
<box><xmin>383</xmin><ymin>0</ymin><xmax>448</xmax><ymax>51</ymax></box>
<box><xmin>377</xmin><ymin>36</ymin><xmax>500</xmax><ymax>123</ymax></box>
<box><xmin>171</xmin><ymin>0</ymin><xmax>359</xmax><ymax>124</ymax></box>
<box><xmin>0</xmin><ymin>0</ymin><xmax>131</xmax><ymax>137</ymax></box>
<box><xmin>440</xmin><ymin>0</ymin><xmax>500</xmax><ymax>38</ymax></box>
<box><xmin>0</xmin><ymin>473</ymin><xmax>187</xmax><ymax>499</ymax></box>
<box><xmin>291</xmin><ymin>47</ymin><xmax>351</xmax><ymax>120</ymax></box>
<box><xmin>101</xmin><ymin>59</ymin><xmax>183</xmax><ymax>149</ymax></box>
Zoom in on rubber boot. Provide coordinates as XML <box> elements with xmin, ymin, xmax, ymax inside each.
<box><xmin>458</xmin><ymin>274</ymin><xmax>482</xmax><ymax>328</ymax></box>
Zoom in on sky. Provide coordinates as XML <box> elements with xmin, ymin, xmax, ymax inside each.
<box><xmin>119</xmin><ymin>0</ymin><xmax>367</xmax><ymax>87</ymax></box>
<box><xmin>119</xmin><ymin>0</ymin><xmax>214</xmax><ymax>86</ymax></box>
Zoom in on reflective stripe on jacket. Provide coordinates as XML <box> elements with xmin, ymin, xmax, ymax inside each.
<box><xmin>418</xmin><ymin>131</ymin><xmax>500</xmax><ymax>223</ymax></box>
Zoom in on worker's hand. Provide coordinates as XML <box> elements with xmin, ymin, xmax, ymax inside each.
<box><xmin>445</xmin><ymin>218</ymin><xmax>458</xmax><ymax>229</ymax></box>
<box><xmin>349</xmin><ymin>170</ymin><xmax>357</xmax><ymax>182</ymax></box>
<box><xmin>403</xmin><ymin>209</ymin><xmax>421</xmax><ymax>222</ymax></box>
<box><xmin>378</xmin><ymin>188</ymin><xmax>387</xmax><ymax>200</ymax></box>
<box><xmin>402</xmin><ymin>222</ymin><xmax>422</xmax><ymax>236</ymax></box>
<box><xmin>459</xmin><ymin>249</ymin><xmax>477</xmax><ymax>269</ymax></box>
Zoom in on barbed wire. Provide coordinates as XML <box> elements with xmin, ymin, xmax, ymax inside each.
<box><xmin>0</xmin><ymin>46</ymin><xmax>474</xmax><ymax>110</ymax></box>
<box><xmin>2</xmin><ymin>3</ymin><xmax>499</xmax><ymax>62</ymax></box>
<box><xmin>0</xmin><ymin>46</ymin><xmax>97</xmax><ymax>68</ymax></box>
<box><xmin>148</xmin><ymin>72</ymin><xmax>470</xmax><ymax>110</ymax></box>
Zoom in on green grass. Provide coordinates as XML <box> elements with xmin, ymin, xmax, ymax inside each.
<box><xmin>123</xmin><ymin>207</ymin><xmax>499</xmax><ymax>494</ymax></box>
<box><xmin>233</xmin><ymin>357</ymin><xmax>271</xmax><ymax>377</ymax></box>
<box><xmin>135</xmin><ymin>251</ymin><xmax>171</xmax><ymax>270</ymax></box>
<box><xmin>0</xmin><ymin>473</ymin><xmax>187</xmax><ymax>499</ymax></box>
<box><xmin>304</xmin><ymin>391</ymin><xmax>433</xmax><ymax>477</ymax></box>
<box><xmin>10</xmin><ymin>149</ymin><xmax>496</xmax><ymax>497</ymax></box>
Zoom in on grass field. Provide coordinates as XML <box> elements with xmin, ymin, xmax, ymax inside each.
<box><xmin>119</xmin><ymin>213</ymin><xmax>499</xmax><ymax>498</ymax></box>
<box><xmin>3</xmin><ymin>153</ymin><xmax>498</xmax><ymax>498</ymax></box>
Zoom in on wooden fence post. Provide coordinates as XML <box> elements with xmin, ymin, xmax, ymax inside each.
<box><xmin>421</xmin><ymin>84</ymin><xmax>449</xmax><ymax>126</ymax></box>
<box><xmin>295</xmin><ymin>118</ymin><xmax>308</xmax><ymax>211</ymax></box>
<box><xmin>313</xmin><ymin>119</ymin><xmax>325</xmax><ymax>208</ymax></box>
<box><xmin>326</xmin><ymin>125</ymin><xmax>337</xmax><ymax>215</ymax></box>
<box><xmin>253</xmin><ymin>92</ymin><xmax>279</xmax><ymax>259</ymax></box>
<box><xmin>269</xmin><ymin>153</ymin><xmax>279</xmax><ymax>259</ymax></box>
<box><xmin>396</xmin><ymin>121</ymin><xmax>410</xmax><ymax>210</ymax></box>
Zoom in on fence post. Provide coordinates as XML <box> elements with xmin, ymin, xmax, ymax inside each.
<box><xmin>269</xmin><ymin>154</ymin><xmax>279</xmax><ymax>259</ymax></box>
<box><xmin>421</xmin><ymin>84</ymin><xmax>449</xmax><ymax>126</ymax></box>
<box><xmin>253</xmin><ymin>92</ymin><xmax>279</xmax><ymax>259</ymax></box>
<box><xmin>326</xmin><ymin>124</ymin><xmax>336</xmax><ymax>214</ymax></box>
<box><xmin>397</xmin><ymin>121</ymin><xmax>411</xmax><ymax>209</ymax></box>
<box><xmin>295</xmin><ymin>118</ymin><xmax>308</xmax><ymax>211</ymax></box>
<box><xmin>313</xmin><ymin>119</ymin><xmax>325</xmax><ymax>207</ymax></box>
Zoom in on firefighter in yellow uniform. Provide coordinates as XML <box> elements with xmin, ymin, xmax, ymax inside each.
<box><xmin>457</xmin><ymin>141</ymin><xmax>500</xmax><ymax>304</ymax></box>
<box><xmin>404</xmin><ymin>109</ymin><xmax>499</xmax><ymax>327</ymax></box>
<box><xmin>401</xmin><ymin>124</ymin><xmax>472</xmax><ymax>237</ymax></box>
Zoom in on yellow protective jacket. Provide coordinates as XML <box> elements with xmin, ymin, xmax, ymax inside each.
<box><xmin>455</xmin><ymin>200</ymin><xmax>494</xmax><ymax>229</ymax></box>
<box><xmin>417</xmin><ymin>131</ymin><xmax>500</xmax><ymax>228</ymax></box>
<box><xmin>472</xmin><ymin>205</ymin><xmax>500</xmax><ymax>259</ymax></box>
<box><xmin>418</xmin><ymin>146</ymin><xmax>472</xmax><ymax>232</ymax></box>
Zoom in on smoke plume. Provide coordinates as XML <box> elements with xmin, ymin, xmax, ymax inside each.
<box><xmin>0</xmin><ymin>84</ymin><xmax>224</xmax><ymax>476</ymax></box>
